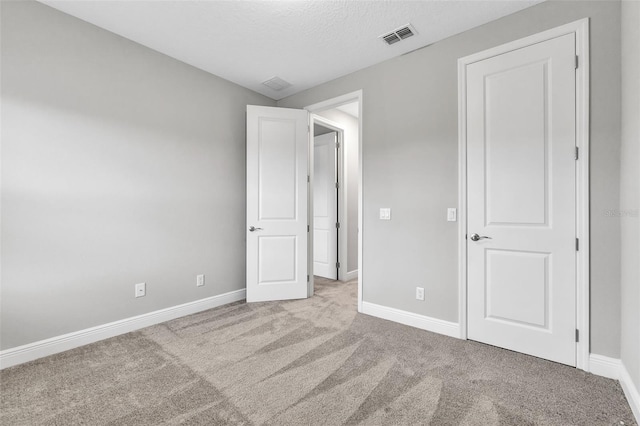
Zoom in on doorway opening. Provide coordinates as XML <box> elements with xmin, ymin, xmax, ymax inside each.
<box><xmin>312</xmin><ymin>120</ymin><xmax>341</xmax><ymax>281</ymax></box>
<box><xmin>306</xmin><ymin>91</ymin><xmax>363</xmax><ymax>311</ymax></box>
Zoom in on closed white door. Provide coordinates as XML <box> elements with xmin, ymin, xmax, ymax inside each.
<box><xmin>313</xmin><ymin>132</ymin><xmax>338</xmax><ymax>279</ymax></box>
<box><xmin>466</xmin><ymin>34</ymin><xmax>577</xmax><ymax>366</ymax></box>
<box><xmin>246</xmin><ymin>106</ymin><xmax>309</xmax><ymax>302</ymax></box>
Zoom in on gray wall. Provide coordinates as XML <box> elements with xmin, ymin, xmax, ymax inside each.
<box><xmin>620</xmin><ymin>0</ymin><xmax>640</xmax><ymax>391</ymax></box>
<box><xmin>279</xmin><ymin>0</ymin><xmax>623</xmax><ymax>357</ymax></box>
<box><xmin>0</xmin><ymin>1</ymin><xmax>275</xmax><ymax>350</ymax></box>
<box><xmin>1</xmin><ymin>0</ymin><xmax>630</xmax><ymax>365</ymax></box>
<box><xmin>316</xmin><ymin>109</ymin><xmax>359</xmax><ymax>274</ymax></box>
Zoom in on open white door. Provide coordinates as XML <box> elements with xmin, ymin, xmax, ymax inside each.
<box><xmin>246</xmin><ymin>105</ymin><xmax>310</xmax><ymax>302</ymax></box>
<box><xmin>466</xmin><ymin>34</ymin><xmax>577</xmax><ymax>365</ymax></box>
<box><xmin>313</xmin><ymin>132</ymin><xmax>338</xmax><ymax>279</ymax></box>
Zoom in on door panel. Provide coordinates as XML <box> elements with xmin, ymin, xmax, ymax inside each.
<box><xmin>467</xmin><ymin>33</ymin><xmax>576</xmax><ymax>366</ymax></box>
<box><xmin>313</xmin><ymin>132</ymin><xmax>338</xmax><ymax>279</ymax></box>
<box><xmin>485</xmin><ymin>249</ymin><xmax>549</xmax><ymax>328</ymax></box>
<box><xmin>485</xmin><ymin>61</ymin><xmax>548</xmax><ymax>226</ymax></box>
<box><xmin>247</xmin><ymin>106</ymin><xmax>309</xmax><ymax>302</ymax></box>
<box><xmin>259</xmin><ymin>236</ymin><xmax>297</xmax><ymax>283</ymax></box>
<box><xmin>258</xmin><ymin>119</ymin><xmax>298</xmax><ymax>220</ymax></box>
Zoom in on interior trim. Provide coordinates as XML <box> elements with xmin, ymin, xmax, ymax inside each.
<box><xmin>0</xmin><ymin>289</ymin><xmax>246</xmax><ymax>370</ymax></box>
<box><xmin>589</xmin><ymin>354</ymin><xmax>640</xmax><ymax>424</ymax></box>
<box><xmin>362</xmin><ymin>301</ymin><xmax>460</xmax><ymax>338</ymax></box>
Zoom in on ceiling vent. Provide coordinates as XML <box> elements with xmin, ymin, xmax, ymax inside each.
<box><xmin>380</xmin><ymin>24</ymin><xmax>417</xmax><ymax>45</ymax></box>
<box><xmin>262</xmin><ymin>76</ymin><xmax>292</xmax><ymax>91</ymax></box>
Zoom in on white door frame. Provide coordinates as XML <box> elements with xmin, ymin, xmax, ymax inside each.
<box><xmin>457</xmin><ymin>19</ymin><xmax>590</xmax><ymax>371</ymax></box>
<box><xmin>312</xmin><ymin>116</ymin><xmax>345</xmax><ymax>281</ymax></box>
<box><xmin>305</xmin><ymin>90</ymin><xmax>364</xmax><ymax>312</ymax></box>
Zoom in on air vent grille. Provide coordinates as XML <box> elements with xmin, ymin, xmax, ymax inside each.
<box><xmin>383</xmin><ymin>33</ymin><xmax>401</xmax><ymax>45</ymax></box>
<box><xmin>380</xmin><ymin>24</ymin><xmax>417</xmax><ymax>45</ymax></box>
<box><xmin>396</xmin><ymin>27</ymin><xmax>414</xmax><ymax>39</ymax></box>
<box><xmin>262</xmin><ymin>76</ymin><xmax>292</xmax><ymax>91</ymax></box>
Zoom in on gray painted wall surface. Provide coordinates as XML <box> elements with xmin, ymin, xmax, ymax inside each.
<box><xmin>620</xmin><ymin>0</ymin><xmax>640</xmax><ymax>391</ymax></box>
<box><xmin>279</xmin><ymin>1</ymin><xmax>623</xmax><ymax>357</ymax></box>
<box><xmin>316</xmin><ymin>109</ymin><xmax>359</xmax><ymax>274</ymax></box>
<box><xmin>0</xmin><ymin>1</ymin><xmax>275</xmax><ymax>350</ymax></box>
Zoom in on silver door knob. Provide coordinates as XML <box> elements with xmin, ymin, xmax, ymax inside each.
<box><xmin>249</xmin><ymin>226</ymin><xmax>263</xmax><ymax>232</ymax></box>
<box><xmin>470</xmin><ymin>233</ymin><xmax>492</xmax><ymax>241</ymax></box>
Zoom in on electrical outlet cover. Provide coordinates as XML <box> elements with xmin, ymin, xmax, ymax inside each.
<box><xmin>135</xmin><ymin>282</ymin><xmax>146</xmax><ymax>298</ymax></box>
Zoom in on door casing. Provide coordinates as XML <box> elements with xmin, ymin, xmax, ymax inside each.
<box><xmin>457</xmin><ymin>19</ymin><xmax>590</xmax><ymax>371</ymax></box>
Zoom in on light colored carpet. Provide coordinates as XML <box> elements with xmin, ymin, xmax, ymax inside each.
<box><xmin>1</xmin><ymin>278</ymin><xmax>636</xmax><ymax>425</ymax></box>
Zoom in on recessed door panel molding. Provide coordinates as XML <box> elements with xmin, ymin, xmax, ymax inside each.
<box><xmin>258</xmin><ymin>118</ymin><xmax>298</xmax><ymax>221</ymax></box>
<box><xmin>485</xmin><ymin>249</ymin><xmax>550</xmax><ymax>329</ymax></box>
<box><xmin>465</xmin><ymin>32</ymin><xmax>578</xmax><ymax>366</ymax></box>
<box><xmin>258</xmin><ymin>236</ymin><xmax>297</xmax><ymax>284</ymax></box>
<box><xmin>313</xmin><ymin>230</ymin><xmax>330</xmax><ymax>264</ymax></box>
<box><xmin>484</xmin><ymin>60</ymin><xmax>549</xmax><ymax>227</ymax></box>
<box><xmin>314</xmin><ymin>143</ymin><xmax>330</xmax><ymax>218</ymax></box>
<box><xmin>247</xmin><ymin>105</ymin><xmax>309</xmax><ymax>302</ymax></box>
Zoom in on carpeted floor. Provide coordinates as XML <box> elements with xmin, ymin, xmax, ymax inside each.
<box><xmin>1</xmin><ymin>278</ymin><xmax>636</xmax><ymax>425</ymax></box>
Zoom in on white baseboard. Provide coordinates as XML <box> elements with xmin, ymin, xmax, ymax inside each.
<box><xmin>621</xmin><ymin>363</ymin><xmax>640</xmax><ymax>424</ymax></box>
<box><xmin>361</xmin><ymin>301</ymin><xmax>460</xmax><ymax>338</ymax></box>
<box><xmin>589</xmin><ymin>354</ymin><xmax>623</xmax><ymax>379</ymax></box>
<box><xmin>344</xmin><ymin>270</ymin><xmax>358</xmax><ymax>281</ymax></box>
<box><xmin>589</xmin><ymin>354</ymin><xmax>640</xmax><ymax>424</ymax></box>
<box><xmin>0</xmin><ymin>289</ymin><xmax>246</xmax><ymax>370</ymax></box>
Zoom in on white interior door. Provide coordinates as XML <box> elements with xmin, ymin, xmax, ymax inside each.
<box><xmin>466</xmin><ymin>34</ymin><xmax>577</xmax><ymax>366</ymax></box>
<box><xmin>246</xmin><ymin>105</ymin><xmax>309</xmax><ymax>302</ymax></box>
<box><xmin>313</xmin><ymin>132</ymin><xmax>338</xmax><ymax>279</ymax></box>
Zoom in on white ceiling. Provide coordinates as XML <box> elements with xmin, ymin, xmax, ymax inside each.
<box><xmin>41</xmin><ymin>0</ymin><xmax>544</xmax><ymax>101</ymax></box>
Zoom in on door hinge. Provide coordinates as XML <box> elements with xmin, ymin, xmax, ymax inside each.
<box><xmin>307</xmin><ymin>275</ymin><xmax>309</xmax><ymax>282</ymax></box>
<box><xmin>335</xmin><ymin>182</ymin><xmax>340</xmax><ymax>189</ymax></box>
<box><xmin>575</xmin><ymin>147</ymin><xmax>579</xmax><ymax>160</ymax></box>
<box><xmin>336</xmin><ymin>261</ymin><xmax>340</xmax><ymax>269</ymax></box>
<box><xmin>336</xmin><ymin>222</ymin><xmax>341</xmax><ymax>229</ymax></box>
<box><xmin>576</xmin><ymin>238</ymin><xmax>579</xmax><ymax>251</ymax></box>
<box><xmin>575</xmin><ymin>329</ymin><xmax>580</xmax><ymax>342</ymax></box>
<box><xmin>307</xmin><ymin>175</ymin><xmax>310</xmax><ymax>183</ymax></box>
<box><xmin>307</xmin><ymin>225</ymin><xmax>310</xmax><ymax>232</ymax></box>
<box><xmin>336</xmin><ymin>141</ymin><xmax>340</xmax><ymax>149</ymax></box>
<box><xmin>575</xmin><ymin>55</ymin><xmax>579</xmax><ymax>69</ymax></box>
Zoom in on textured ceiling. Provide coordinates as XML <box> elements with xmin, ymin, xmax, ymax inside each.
<box><xmin>41</xmin><ymin>0</ymin><xmax>544</xmax><ymax>100</ymax></box>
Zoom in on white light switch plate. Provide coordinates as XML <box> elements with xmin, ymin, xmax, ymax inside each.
<box><xmin>380</xmin><ymin>208</ymin><xmax>391</xmax><ymax>220</ymax></box>
<box><xmin>447</xmin><ymin>208</ymin><xmax>457</xmax><ymax>222</ymax></box>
